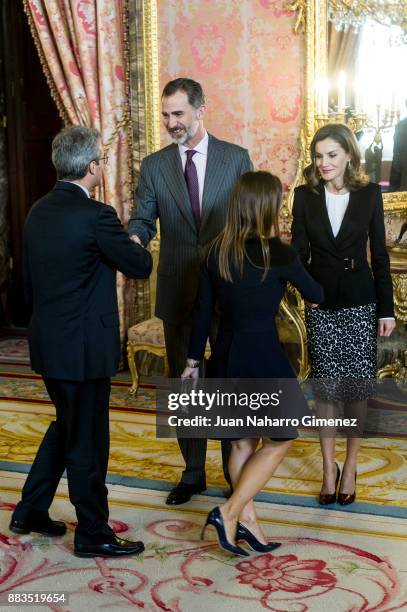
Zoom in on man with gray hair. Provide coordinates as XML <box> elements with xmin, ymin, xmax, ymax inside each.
<box><xmin>9</xmin><ymin>126</ymin><xmax>152</xmax><ymax>557</ymax></box>
<box><xmin>128</xmin><ymin>78</ymin><xmax>252</xmax><ymax>505</ymax></box>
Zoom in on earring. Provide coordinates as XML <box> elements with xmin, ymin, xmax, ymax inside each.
<box><xmin>347</xmin><ymin>160</ymin><xmax>351</xmax><ymax>169</ymax></box>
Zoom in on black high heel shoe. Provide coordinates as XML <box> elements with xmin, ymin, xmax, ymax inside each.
<box><xmin>338</xmin><ymin>471</ymin><xmax>357</xmax><ymax>505</ymax></box>
<box><xmin>237</xmin><ymin>522</ymin><xmax>281</xmax><ymax>553</ymax></box>
<box><xmin>319</xmin><ymin>462</ymin><xmax>340</xmax><ymax>505</ymax></box>
<box><xmin>200</xmin><ymin>507</ymin><xmax>249</xmax><ymax>556</ymax></box>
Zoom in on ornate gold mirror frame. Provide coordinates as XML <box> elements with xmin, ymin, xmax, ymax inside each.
<box><xmin>288</xmin><ymin>0</ymin><xmax>407</xmax><ymax>216</ymax></box>
<box><xmin>127</xmin><ymin>0</ymin><xmax>160</xmax><ymax>324</ymax></box>
<box><xmin>289</xmin><ymin>0</ymin><xmax>407</xmax><ymax>379</ymax></box>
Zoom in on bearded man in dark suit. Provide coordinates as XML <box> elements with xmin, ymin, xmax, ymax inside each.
<box><xmin>128</xmin><ymin>78</ymin><xmax>253</xmax><ymax>505</ymax></box>
<box><xmin>10</xmin><ymin>126</ymin><xmax>152</xmax><ymax>557</ymax></box>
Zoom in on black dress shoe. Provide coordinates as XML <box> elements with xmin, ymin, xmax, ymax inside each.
<box><xmin>166</xmin><ymin>482</ymin><xmax>206</xmax><ymax>505</ymax></box>
<box><xmin>74</xmin><ymin>535</ymin><xmax>145</xmax><ymax>558</ymax></box>
<box><xmin>9</xmin><ymin>516</ymin><xmax>66</xmax><ymax>537</ymax></box>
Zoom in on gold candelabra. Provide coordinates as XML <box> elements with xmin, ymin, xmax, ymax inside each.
<box><xmin>314</xmin><ymin>110</ymin><xmax>370</xmax><ymax>132</ymax></box>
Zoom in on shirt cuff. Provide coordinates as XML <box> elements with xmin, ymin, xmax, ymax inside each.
<box><xmin>378</xmin><ymin>317</ymin><xmax>395</xmax><ymax>321</ymax></box>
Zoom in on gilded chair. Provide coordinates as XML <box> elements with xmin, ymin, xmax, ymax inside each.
<box><xmin>127</xmin><ymin>316</ymin><xmax>211</xmax><ymax>395</ymax></box>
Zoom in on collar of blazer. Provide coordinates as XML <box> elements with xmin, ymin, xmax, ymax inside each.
<box><xmin>53</xmin><ymin>181</ymin><xmax>90</xmax><ymax>199</ymax></box>
<box><xmin>315</xmin><ymin>183</ymin><xmax>363</xmax><ymax>245</ymax></box>
<box><xmin>159</xmin><ymin>133</ymin><xmax>227</xmax><ymax>234</ymax></box>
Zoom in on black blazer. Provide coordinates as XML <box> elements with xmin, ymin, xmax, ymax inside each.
<box><xmin>23</xmin><ymin>182</ymin><xmax>152</xmax><ymax>381</ymax></box>
<box><xmin>291</xmin><ymin>182</ymin><xmax>394</xmax><ymax>318</ymax></box>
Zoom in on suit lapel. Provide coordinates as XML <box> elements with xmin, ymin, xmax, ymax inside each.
<box><xmin>315</xmin><ymin>185</ymin><xmax>336</xmax><ymax>243</ymax></box>
<box><xmin>334</xmin><ymin>189</ymin><xmax>361</xmax><ymax>243</ymax></box>
<box><xmin>201</xmin><ymin>135</ymin><xmax>227</xmax><ymax>228</ymax></box>
<box><xmin>160</xmin><ymin>145</ymin><xmax>197</xmax><ymax>234</ymax></box>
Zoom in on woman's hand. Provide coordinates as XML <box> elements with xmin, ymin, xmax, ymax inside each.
<box><xmin>378</xmin><ymin>319</ymin><xmax>396</xmax><ymax>337</ymax></box>
<box><xmin>181</xmin><ymin>366</ymin><xmax>199</xmax><ymax>380</ymax></box>
<box><xmin>305</xmin><ymin>302</ymin><xmax>319</xmax><ymax>309</ymax></box>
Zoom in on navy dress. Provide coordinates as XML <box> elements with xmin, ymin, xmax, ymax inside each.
<box><xmin>187</xmin><ymin>238</ymin><xmax>324</xmax><ymax>439</ymax></box>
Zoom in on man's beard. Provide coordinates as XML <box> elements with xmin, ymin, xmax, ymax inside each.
<box><xmin>168</xmin><ymin>122</ymin><xmax>199</xmax><ymax>145</ymax></box>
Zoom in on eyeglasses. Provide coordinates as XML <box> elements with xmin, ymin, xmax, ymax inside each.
<box><xmin>93</xmin><ymin>155</ymin><xmax>109</xmax><ymax>166</ymax></box>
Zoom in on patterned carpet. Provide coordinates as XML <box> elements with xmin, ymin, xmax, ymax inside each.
<box><xmin>0</xmin><ymin>373</ymin><xmax>406</xmax><ymax>509</ymax></box>
<box><xmin>1</xmin><ymin>472</ymin><xmax>406</xmax><ymax>611</ymax></box>
<box><xmin>0</xmin><ymin>337</ymin><xmax>405</xmax><ymax>610</ymax></box>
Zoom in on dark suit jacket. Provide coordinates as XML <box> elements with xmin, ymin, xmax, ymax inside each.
<box><xmin>291</xmin><ymin>182</ymin><xmax>394</xmax><ymax>318</ymax></box>
<box><xmin>389</xmin><ymin>117</ymin><xmax>407</xmax><ymax>191</ymax></box>
<box><xmin>128</xmin><ymin>134</ymin><xmax>252</xmax><ymax>324</ymax></box>
<box><xmin>23</xmin><ymin>182</ymin><xmax>152</xmax><ymax>381</ymax></box>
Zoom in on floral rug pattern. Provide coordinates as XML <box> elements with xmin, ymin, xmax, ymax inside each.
<box><xmin>0</xmin><ymin>473</ymin><xmax>406</xmax><ymax>612</ymax></box>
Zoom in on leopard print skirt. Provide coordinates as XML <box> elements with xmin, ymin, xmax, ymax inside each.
<box><xmin>305</xmin><ymin>303</ymin><xmax>377</xmax><ymax>401</ymax></box>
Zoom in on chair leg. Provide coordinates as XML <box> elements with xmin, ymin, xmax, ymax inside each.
<box><xmin>163</xmin><ymin>353</ymin><xmax>169</xmax><ymax>377</ymax></box>
<box><xmin>127</xmin><ymin>342</ymin><xmax>139</xmax><ymax>395</ymax></box>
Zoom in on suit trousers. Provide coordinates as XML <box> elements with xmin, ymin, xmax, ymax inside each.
<box><xmin>13</xmin><ymin>377</ymin><xmax>114</xmax><ymax>545</ymax></box>
<box><xmin>163</xmin><ymin>319</ymin><xmax>231</xmax><ymax>486</ymax></box>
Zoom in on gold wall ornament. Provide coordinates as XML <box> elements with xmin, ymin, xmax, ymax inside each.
<box><xmin>391</xmin><ymin>272</ymin><xmax>407</xmax><ymax>322</ymax></box>
<box><xmin>377</xmin><ymin>351</ymin><xmax>407</xmax><ymax>393</ymax></box>
<box><xmin>288</xmin><ymin>0</ymin><xmax>307</xmax><ymax>33</ymax></box>
<box><xmin>289</xmin><ymin>0</ymin><xmax>407</xmax><ymax>216</ymax></box>
<box><xmin>141</xmin><ymin>0</ymin><xmax>160</xmax><ymax>155</ymax></box>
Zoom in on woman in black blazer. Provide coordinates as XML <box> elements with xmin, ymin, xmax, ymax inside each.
<box><xmin>291</xmin><ymin>123</ymin><xmax>395</xmax><ymax>506</ymax></box>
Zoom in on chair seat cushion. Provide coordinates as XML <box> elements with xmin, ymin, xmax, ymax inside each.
<box><xmin>128</xmin><ymin>317</ymin><xmax>165</xmax><ymax>346</ymax></box>
<box><xmin>128</xmin><ymin>316</ymin><xmax>211</xmax><ymax>354</ymax></box>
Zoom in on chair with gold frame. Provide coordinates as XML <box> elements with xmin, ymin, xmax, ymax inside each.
<box><xmin>127</xmin><ymin>317</ymin><xmax>211</xmax><ymax>395</ymax></box>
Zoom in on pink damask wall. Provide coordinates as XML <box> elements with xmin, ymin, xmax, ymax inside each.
<box><xmin>157</xmin><ymin>0</ymin><xmax>305</xmax><ymax>191</ymax></box>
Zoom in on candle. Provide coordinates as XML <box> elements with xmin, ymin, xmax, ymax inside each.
<box><xmin>322</xmin><ymin>78</ymin><xmax>329</xmax><ymax>114</ymax></box>
<box><xmin>316</xmin><ymin>79</ymin><xmax>322</xmax><ymax>115</ymax></box>
<box><xmin>354</xmin><ymin>81</ymin><xmax>362</xmax><ymax>113</ymax></box>
<box><xmin>337</xmin><ymin>71</ymin><xmax>347</xmax><ymax>111</ymax></box>
<box><xmin>316</xmin><ymin>78</ymin><xmax>329</xmax><ymax>115</ymax></box>
<box><xmin>390</xmin><ymin>88</ymin><xmax>396</xmax><ymax>113</ymax></box>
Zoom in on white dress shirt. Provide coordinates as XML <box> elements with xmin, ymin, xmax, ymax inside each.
<box><xmin>178</xmin><ymin>131</ymin><xmax>209</xmax><ymax>210</ymax></box>
<box><xmin>324</xmin><ymin>187</ymin><xmax>393</xmax><ymax>321</ymax></box>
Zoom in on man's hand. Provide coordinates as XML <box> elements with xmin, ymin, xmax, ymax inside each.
<box><xmin>181</xmin><ymin>366</ymin><xmax>199</xmax><ymax>381</ymax></box>
<box><xmin>305</xmin><ymin>302</ymin><xmax>319</xmax><ymax>309</ymax></box>
<box><xmin>378</xmin><ymin>319</ymin><xmax>396</xmax><ymax>337</ymax></box>
<box><xmin>130</xmin><ymin>234</ymin><xmax>143</xmax><ymax>246</ymax></box>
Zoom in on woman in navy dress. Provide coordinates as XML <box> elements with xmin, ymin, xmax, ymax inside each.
<box><xmin>181</xmin><ymin>171</ymin><xmax>323</xmax><ymax>556</ymax></box>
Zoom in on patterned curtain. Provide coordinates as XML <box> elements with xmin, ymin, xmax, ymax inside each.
<box><xmin>0</xmin><ymin>99</ymin><xmax>9</xmax><ymax>325</ymax></box>
<box><xmin>128</xmin><ymin>0</ymin><xmax>152</xmax><ymax>324</ymax></box>
<box><xmin>328</xmin><ymin>22</ymin><xmax>362</xmax><ymax>111</ymax></box>
<box><xmin>23</xmin><ymin>0</ymin><xmax>136</xmax><ymax>350</ymax></box>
